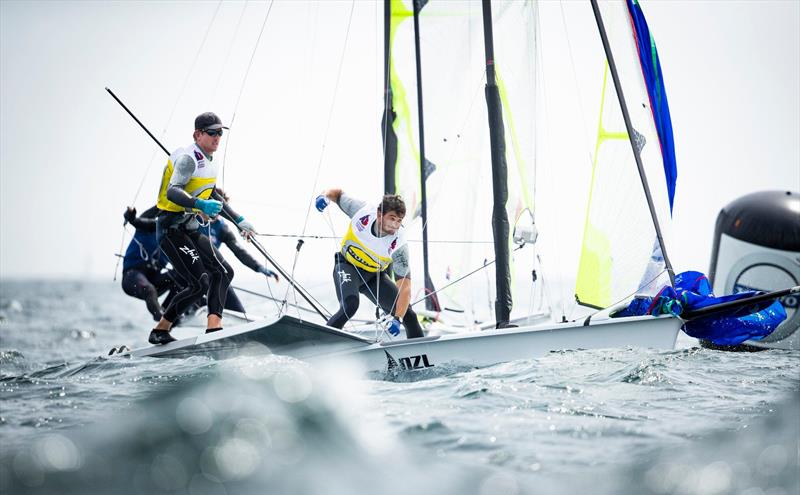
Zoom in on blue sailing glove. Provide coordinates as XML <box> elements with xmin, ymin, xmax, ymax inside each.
<box><xmin>388</xmin><ymin>317</ymin><xmax>401</xmax><ymax>337</ymax></box>
<box><xmin>195</xmin><ymin>198</ymin><xmax>223</xmax><ymax>217</ymax></box>
<box><xmin>258</xmin><ymin>265</ymin><xmax>279</xmax><ymax>282</ymax></box>
<box><xmin>315</xmin><ymin>195</ymin><xmax>330</xmax><ymax>212</ymax></box>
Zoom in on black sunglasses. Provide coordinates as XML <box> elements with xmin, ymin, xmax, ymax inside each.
<box><xmin>203</xmin><ymin>128</ymin><xmax>224</xmax><ymax>137</ymax></box>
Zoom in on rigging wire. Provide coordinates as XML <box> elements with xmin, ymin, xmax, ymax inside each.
<box><xmin>134</xmin><ymin>1</ymin><xmax>223</xmax><ymax>205</ymax></box>
<box><xmin>580</xmin><ymin>268</ymin><xmax>670</xmax><ymax>321</ymax></box>
<box><xmin>210</xmin><ymin>0</ymin><xmax>249</xmax><ymax>102</ymax></box>
<box><xmin>112</xmin><ymin>227</ymin><xmax>130</xmax><ymax>282</ymax></box>
<box><xmin>220</xmin><ymin>0</ymin><xmax>275</xmax><ymax>190</ymax></box>
<box><xmin>253</xmin><ymin>232</ymin><xmax>495</xmax><ymax>244</ymax></box>
<box><xmin>282</xmin><ymin>0</ymin><xmax>357</xmax><ymax>318</ymax></box>
<box><xmin>320</xmin><ymin>206</ymin><xmax>390</xmax><ymax>340</ymax></box>
<box><xmin>416</xmin><ymin>70</ymin><xmax>486</xmax><ymax>233</ymax></box>
<box><xmin>296</xmin><ymin>0</ymin><xmax>357</xmax><ymax>239</ymax></box>
<box><xmin>528</xmin><ymin>1</ymin><xmax>542</xmax><ymax>319</ymax></box>
<box><xmin>281</xmin><ymin>0</ymin><xmax>322</xmax><ymax>323</ymax></box>
<box><xmin>410</xmin><ymin>245</ymin><xmax>526</xmax><ymax>309</ymax></box>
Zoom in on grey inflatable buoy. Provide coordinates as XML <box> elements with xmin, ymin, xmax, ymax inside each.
<box><xmin>703</xmin><ymin>190</ymin><xmax>800</xmax><ymax>350</ymax></box>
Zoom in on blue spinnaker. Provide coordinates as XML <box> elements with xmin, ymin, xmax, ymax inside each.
<box><xmin>626</xmin><ymin>0</ymin><xmax>678</xmax><ymax>214</ymax></box>
<box><xmin>614</xmin><ymin>271</ymin><xmax>787</xmax><ymax>346</ymax></box>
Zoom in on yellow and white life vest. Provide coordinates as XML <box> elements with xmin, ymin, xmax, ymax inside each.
<box><xmin>340</xmin><ymin>206</ymin><xmax>403</xmax><ymax>272</ymax></box>
<box><xmin>156</xmin><ymin>143</ymin><xmax>218</xmax><ymax>213</ymax></box>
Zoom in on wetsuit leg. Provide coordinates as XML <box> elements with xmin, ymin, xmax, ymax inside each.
<box><xmin>224</xmin><ymin>287</ymin><xmax>245</xmax><ymax>313</ymax></box>
<box><xmin>160</xmin><ymin>270</ymin><xmax>186</xmax><ymax>310</ymax></box>
<box><xmin>326</xmin><ymin>253</ymin><xmax>363</xmax><ymax>329</ymax></box>
<box><xmin>401</xmin><ymin>306</ymin><xmax>424</xmax><ymax>339</ymax></box>
<box><xmin>190</xmin><ymin>231</ymin><xmax>233</xmax><ymax>318</ymax></box>
<box><xmin>159</xmin><ymin>230</ymin><xmax>210</xmax><ymax>323</ymax></box>
<box><xmin>362</xmin><ymin>272</ymin><xmax>425</xmax><ymax>339</ymax></box>
<box><xmin>121</xmin><ymin>268</ymin><xmax>162</xmax><ymax>321</ymax></box>
<box><xmin>151</xmin><ymin>270</ymin><xmax>175</xmax><ymax>297</ymax></box>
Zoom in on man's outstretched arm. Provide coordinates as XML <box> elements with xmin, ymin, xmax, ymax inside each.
<box><xmin>318</xmin><ymin>188</ymin><xmax>366</xmax><ymax>218</ymax></box>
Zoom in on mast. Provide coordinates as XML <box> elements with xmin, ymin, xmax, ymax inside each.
<box><xmin>412</xmin><ymin>0</ymin><xmax>440</xmax><ymax>311</ymax></box>
<box><xmin>480</xmin><ymin>0</ymin><xmax>513</xmax><ymax>328</ymax></box>
<box><xmin>381</xmin><ymin>0</ymin><xmax>397</xmax><ymax>195</ymax></box>
<box><xmin>589</xmin><ymin>0</ymin><xmax>675</xmax><ymax>286</ymax></box>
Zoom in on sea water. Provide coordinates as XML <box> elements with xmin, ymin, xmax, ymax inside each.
<box><xmin>0</xmin><ymin>280</ymin><xmax>797</xmax><ymax>494</ymax></box>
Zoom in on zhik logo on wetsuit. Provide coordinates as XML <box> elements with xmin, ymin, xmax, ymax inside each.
<box><xmin>337</xmin><ymin>270</ymin><xmax>351</xmax><ymax>283</ymax></box>
<box><xmin>179</xmin><ymin>245</ymin><xmax>201</xmax><ymax>264</ymax></box>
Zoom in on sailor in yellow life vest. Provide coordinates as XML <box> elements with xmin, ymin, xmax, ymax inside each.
<box><xmin>315</xmin><ymin>189</ymin><xmax>424</xmax><ymax>339</ymax></box>
<box><xmin>148</xmin><ymin>112</ymin><xmax>257</xmax><ymax>345</ymax></box>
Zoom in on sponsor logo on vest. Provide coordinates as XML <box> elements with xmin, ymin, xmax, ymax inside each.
<box><xmin>389</xmin><ymin>238</ymin><xmax>397</xmax><ymax>253</ymax></box>
<box><xmin>179</xmin><ymin>245</ymin><xmax>200</xmax><ymax>264</ymax></box>
<box><xmin>360</xmin><ymin>215</ymin><xmax>369</xmax><ymax>226</ymax></box>
<box><xmin>194</xmin><ymin>150</ymin><xmax>205</xmax><ymax>167</ymax></box>
<box><xmin>346</xmin><ymin>246</ymin><xmax>379</xmax><ymax>269</ymax></box>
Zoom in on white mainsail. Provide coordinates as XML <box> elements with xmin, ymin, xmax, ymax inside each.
<box><xmin>574</xmin><ymin>0</ymin><xmax>674</xmax><ymax>309</ymax></box>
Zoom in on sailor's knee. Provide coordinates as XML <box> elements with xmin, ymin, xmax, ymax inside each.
<box><xmin>187</xmin><ymin>274</ymin><xmax>208</xmax><ymax>294</ymax></box>
<box><xmin>223</xmin><ymin>264</ymin><xmax>234</xmax><ymax>282</ymax></box>
<box><xmin>143</xmin><ymin>285</ymin><xmax>158</xmax><ymax>300</ymax></box>
<box><xmin>121</xmin><ymin>282</ymin><xmax>138</xmax><ymax>297</ymax></box>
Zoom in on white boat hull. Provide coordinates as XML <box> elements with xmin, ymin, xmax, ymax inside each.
<box><xmin>120</xmin><ymin>314</ymin><xmax>682</xmax><ymax>375</ymax></box>
<box><xmin>323</xmin><ymin>315</ymin><xmax>681</xmax><ymax>374</ymax></box>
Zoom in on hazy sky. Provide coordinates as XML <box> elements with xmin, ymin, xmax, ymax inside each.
<box><xmin>1</xmin><ymin>0</ymin><xmax>798</xmax><ymax>288</ymax></box>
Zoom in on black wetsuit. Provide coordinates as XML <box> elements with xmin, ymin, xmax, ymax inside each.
<box><xmin>201</xmin><ymin>219</ymin><xmax>268</xmax><ymax>313</ymax></box>
<box><xmin>158</xmin><ymin>211</ymin><xmax>233</xmax><ymax>322</ymax></box>
<box><xmin>327</xmin><ymin>253</ymin><xmax>424</xmax><ymax>338</ymax></box>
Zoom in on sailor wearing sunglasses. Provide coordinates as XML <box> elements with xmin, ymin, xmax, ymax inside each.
<box><xmin>148</xmin><ymin>112</ymin><xmax>256</xmax><ymax>345</ymax></box>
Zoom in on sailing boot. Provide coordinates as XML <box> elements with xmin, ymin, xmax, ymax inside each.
<box><xmin>148</xmin><ymin>329</ymin><xmax>177</xmax><ymax>345</ymax></box>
